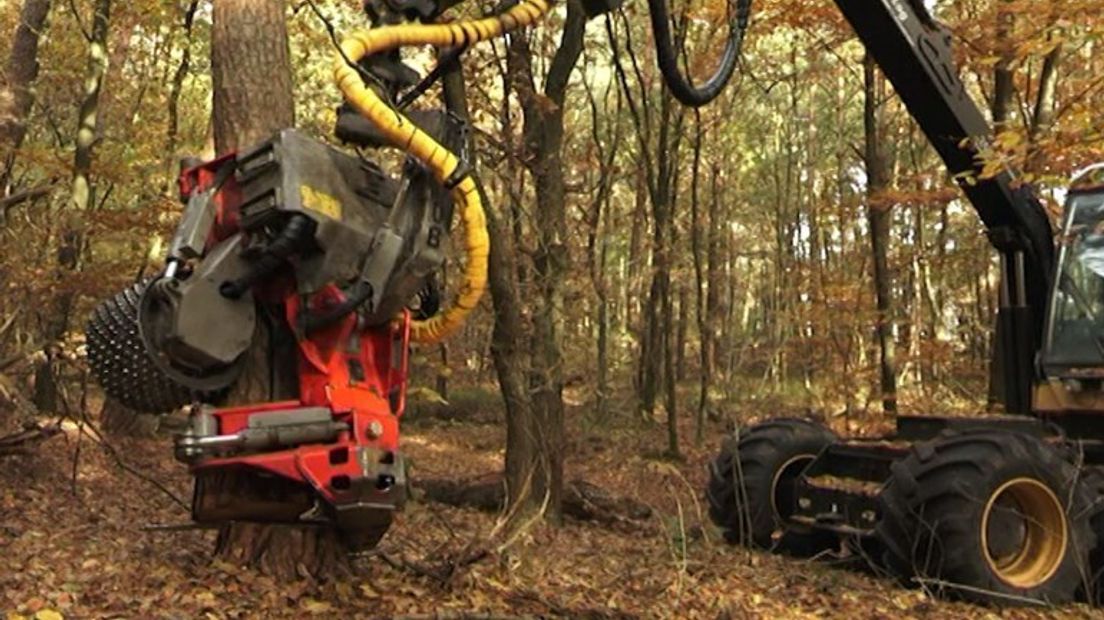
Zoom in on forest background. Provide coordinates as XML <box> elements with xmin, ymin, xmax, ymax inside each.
<box><xmin>0</xmin><ymin>0</ymin><xmax>1103</xmax><ymax>617</ymax></box>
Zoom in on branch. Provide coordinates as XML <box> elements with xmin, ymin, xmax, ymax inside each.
<box><xmin>0</xmin><ymin>422</ymin><xmax>62</xmax><ymax>456</ymax></box>
<box><xmin>67</xmin><ymin>0</ymin><xmax>92</xmax><ymax>42</ymax></box>
<box><xmin>0</xmin><ymin>181</ymin><xmax>59</xmax><ymax>216</ymax></box>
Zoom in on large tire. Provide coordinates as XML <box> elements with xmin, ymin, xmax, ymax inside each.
<box><xmin>707</xmin><ymin>418</ymin><xmax>837</xmax><ymax>555</ymax></box>
<box><xmin>876</xmin><ymin>430</ymin><xmax>1095</xmax><ymax>605</ymax></box>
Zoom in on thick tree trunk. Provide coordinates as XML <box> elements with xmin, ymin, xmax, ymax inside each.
<box><xmin>0</xmin><ymin>0</ymin><xmax>52</xmax><ymax>193</ymax></box>
<box><xmin>211</xmin><ymin>0</ymin><xmax>294</xmax><ymax>154</ymax></box>
<box><xmin>213</xmin><ymin>315</ymin><xmax>348</xmax><ymax>578</ymax></box>
<box><xmin>100</xmin><ymin>398</ymin><xmax>159</xmax><ymax>437</ymax></box>
<box><xmin>863</xmin><ymin>54</ymin><xmax>897</xmax><ymax>414</ymax></box>
<box><xmin>207</xmin><ymin>0</ymin><xmax>342</xmax><ymax>580</ymax></box>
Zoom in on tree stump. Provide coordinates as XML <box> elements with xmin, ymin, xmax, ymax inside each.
<box><xmin>210</xmin><ymin>312</ymin><xmax>350</xmax><ymax>580</ymax></box>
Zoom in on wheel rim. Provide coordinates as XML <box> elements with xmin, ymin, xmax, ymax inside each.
<box><xmin>769</xmin><ymin>454</ymin><xmax>815</xmax><ymax>524</ymax></box>
<box><xmin>980</xmin><ymin>477</ymin><xmax>1068</xmax><ymax>589</ymax></box>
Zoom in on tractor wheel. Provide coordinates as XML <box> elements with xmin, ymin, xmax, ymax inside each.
<box><xmin>876</xmin><ymin>430</ymin><xmax>1095</xmax><ymax>605</ymax></box>
<box><xmin>707</xmin><ymin>418</ymin><xmax>837</xmax><ymax>555</ymax></box>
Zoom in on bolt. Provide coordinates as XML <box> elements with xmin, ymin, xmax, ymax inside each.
<box><xmin>862</xmin><ymin>510</ymin><xmax>876</xmax><ymax>522</ymax></box>
<box><xmin>366</xmin><ymin>421</ymin><xmax>384</xmax><ymax>439</ymax></box>
<box><xmin>798</xmin><ymin>497</ymin><xmax>812</xmax><ymax>510</ymax></box>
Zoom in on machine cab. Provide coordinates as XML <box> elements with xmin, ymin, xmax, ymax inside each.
<box><xmin>1042</xmin><ymin>164</ymin><xmax>1104</xmax><ymax>380</ymax></box>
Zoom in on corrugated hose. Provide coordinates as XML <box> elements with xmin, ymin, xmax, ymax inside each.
<box><xmin>333</xmin><ymin>0</ymin><xmax>553</xmax><ymax>344</ymax></box>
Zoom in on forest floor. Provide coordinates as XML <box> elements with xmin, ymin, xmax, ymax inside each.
<box><xmin>0</xmin><ymin>386</ymin><xmax>1099</xmax><ymax>619</ymax></box>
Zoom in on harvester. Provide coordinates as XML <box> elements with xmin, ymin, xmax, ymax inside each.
<box><xmin>83</xmin><ymin>0</ymin><xmax>745</xmax><ymax>550</ymax></box>
<box><xmin>78</xmin><ymin>0</ymin><xmax>1104</xmax><ymax>606</ymax></box>
<box><xmin>706</xmin><ymin>0</ymin><xmax>1104</xmax><ymax>606</ymax></box>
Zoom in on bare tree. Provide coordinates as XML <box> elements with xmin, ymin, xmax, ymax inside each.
<box><xmin>863</xmin><ymin>54</ymin><xmax>897</xmax><ymax>414</ymax></box>
<box><xmin>33</xmin><ymin>0</ymin><xmax>110</xmax><ymax>414</ymax></box>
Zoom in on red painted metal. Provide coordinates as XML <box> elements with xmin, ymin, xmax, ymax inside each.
<box><xmin>177</xmin><ymin>154</ymin><xmax>242</xmax><ymax>244</ymax></box>
<box><xmin>179</xmin><ymin>153</ymin><xmax>411</xmax><ymax>521</ymax></box>
<box><xmin>192</xmin><ymin>294</ymin><xmax>409</xmax><ymax>505</ymax></box>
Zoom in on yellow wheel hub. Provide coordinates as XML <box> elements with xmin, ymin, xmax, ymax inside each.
<box><xmin>770</xmin><ymin>454</ymin><xmax>815</xmax><ymax>524</ymax></box>
<box><xmin>981</xmin><ymin>477</ymin><xmax>1068</xmax><ymax>588</ymax></box>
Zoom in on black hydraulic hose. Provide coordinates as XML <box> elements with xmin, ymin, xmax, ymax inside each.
<box><xmin>301</xmin><ymin>281</ymin><xmax>374</xmax><ymax>334</ymax></box>
<box><xmin>219</xmin><ymin>215</ymin><xmax>315</xmax><ymax>299</ymax></box>
<box><xmin>646</xmin><ymin>0</ymin><xmax>751</xmax><ymax>107</ymax></box>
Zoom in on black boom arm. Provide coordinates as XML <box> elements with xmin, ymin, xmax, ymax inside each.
<box><xmin>832</xmin><ymin>0</ymin><xmax>1055</xmax><ymax>413</ymax></box>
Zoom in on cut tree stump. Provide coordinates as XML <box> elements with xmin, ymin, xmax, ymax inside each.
<box><xmin>214</xmin><ymin>522</ymin><xmax>349</xmax><ymax>579</ymax></box>
<box><xmin>210</xmin><ymin>312</ymin><xmax>351</xmax><ymax>580</ymax></box>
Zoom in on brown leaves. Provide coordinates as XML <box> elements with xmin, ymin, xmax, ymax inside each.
<box><xmin>0</xmin><ymin>395</ymin><xmax>1094</xmax><ymax>618</ymax></box>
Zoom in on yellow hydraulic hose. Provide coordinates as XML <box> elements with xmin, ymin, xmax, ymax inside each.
<box><xmin>334</xmin><ymin>0</ymin><xmax>552</xmax><ymax>344</ymax></box>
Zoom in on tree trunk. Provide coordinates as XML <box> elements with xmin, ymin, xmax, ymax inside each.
<box><xmin>675</xmin><ymin>285</ymin><xmax>688</xmax><ymax>382</ymax></box>
<box><xmin>207</xmin><ymin>0</ymin><xmax>342</xmax><ymax>580</ymax></box>
<box><xmin>482</xmin><ymin>41</ymin><xmax>538</xmax><ymax>530</ymax></box>
<box><xmin>211</xmin><ymin>0</ymin><xmax>294</xmax><ymax>154</ymax></box>
<box><xmin>164</xmin><ymin>0</ymin><xmax>199</xmax><ymax>181</ymax></box>
<box><xmin>0</xmin><ymin>0</ymin><xmax>52</xmax><ymax>194</ymax></box>
<box><xmin>690</xmin><ymin>112</ymin><xmax>708</xmax><ymax>443</ymax></box>
<box><xmin>863</xmin><ymin>54</ymin><xmax>897</xmax><ymax>414</ymax></box>
<box><xmin>582</xmin><ymin>64</ymin><xmax>620</xmax><ymax>425</ymax></box>
<box><xmin>705</xmin><ymin>163</ymin><xmax>725</xmax><ymax>386</ymax></box>
<box><xmin>500</xmin><ymin>0</ymin><xmax>585</xmax><ymax>523</ymax></box>
<box><xmin>100</xmin><ymin>397</ymin><xmax>159</xmax><ymax>438</ymax></box>
<box><xmin>1026</xmin><ymin>39</ymin><xmax>1062</xmax><ymax>174</ymax></box>
<box><xmin>991</xmin><ymin>0</ymin><xmax>1014</xmax><ymax>129</ymax></box>
<box><xmin>34</xmin><ymin>0</ymin><xmax>108</xmax><ymax>413</ymax></box>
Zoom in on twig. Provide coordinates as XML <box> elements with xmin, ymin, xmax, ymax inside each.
<box><xmin>67</xmin><ymin>0</ymin><xmax>92</xmax><ymax>41</ymax></box>
<box><xmin>911</xmin><ymin>576</ymin><xmax>1050</xmax><ymax>606</ymax></box>
<box><xmin>48</xmin><ymin>357</ymin><xmax>188</xmax><ymax>510</ymax></box>
<box><xmin>0</xmin><ymin>310</ymin><xmax>19</xmax><ymax>342</ymax></box>
<box><xmin>70</xmin><ymin>413</ymin><xmax>83</xmax><ymax>497</ymax></box>
<box><xmin>0</xmin><ymin>181</ymin><xmax>59</xmax><ymax>217</ymax></box>
<box><xmin>377</xmin><ymin>550</ymin><xmax>448</xmax><ymax>581</ymax></box>
<box><xmin>0</xmin><ymin>422</ymin><xmax>63</xmax><ymax>455</ymax></box>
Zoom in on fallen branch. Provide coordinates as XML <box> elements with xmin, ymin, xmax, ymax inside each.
<box><xmin>74</xmin><ymin>406</ymin><xmax>190</xmax><ymax>510</ymax></box>
<box><xmin>375</xmin><ymin>537</ymin><xmax>491</xmax><ymax>586</ymax></box>
<box><xmin>0</xmin><ymin>421</ymin><xmax>63</xmax><ymax>456</ymax></box>
<box><xmin>418</xmin><ymin>475</ymin><xmax>653</xmax><ymax>530</ymax></box>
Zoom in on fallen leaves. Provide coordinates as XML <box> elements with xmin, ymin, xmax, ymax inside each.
<box><xmin>0</xmin><ymin>409</ymin><xmax>1097</xmax><ymax>619</ymax></box>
